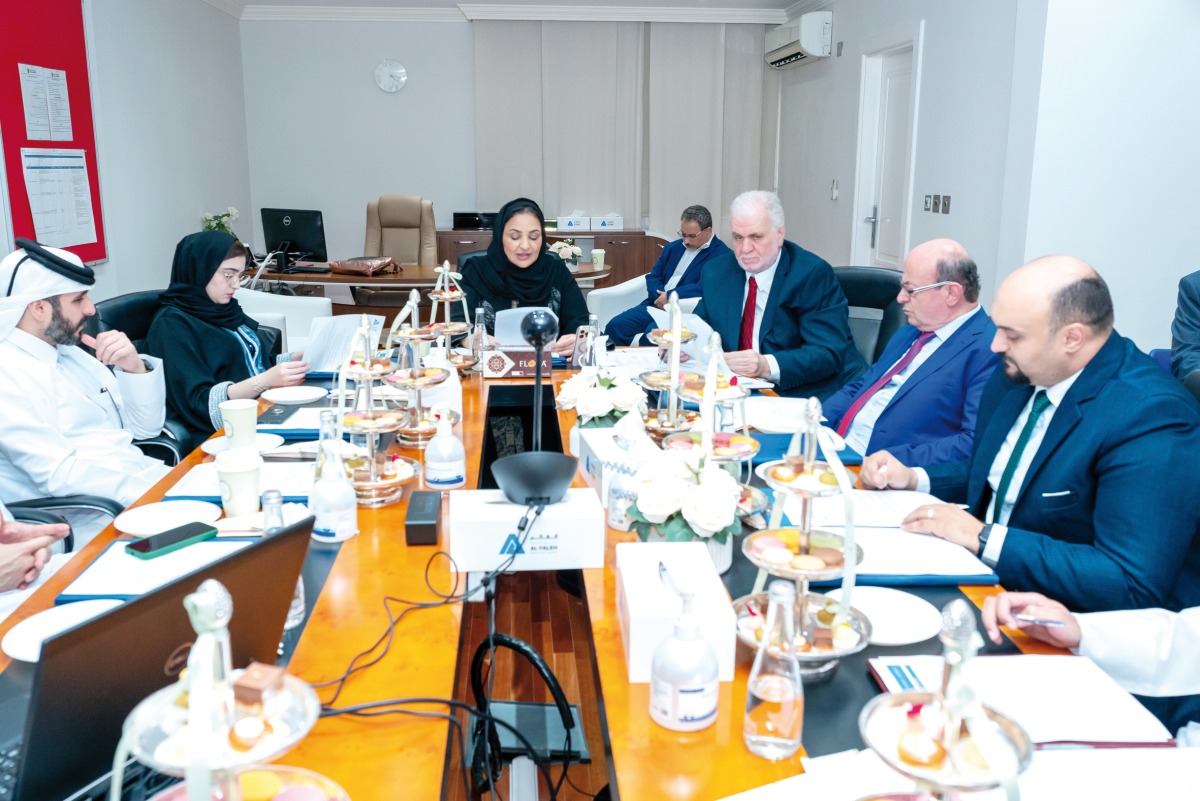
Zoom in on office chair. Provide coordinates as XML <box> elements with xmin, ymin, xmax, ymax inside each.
<box><xmin>8</xmin><ymin>495</ymin><xmax>125</xmax><ymax>554</ymax></box>
<box><xmin>834</xmin><ymin>266</ymin><xmax>905</xmax><ymax>364</ymax></box>
<box><xmin>363</xmin><ymin>195</ymin><xmax>437</xmax><ymax>266</ymax></box>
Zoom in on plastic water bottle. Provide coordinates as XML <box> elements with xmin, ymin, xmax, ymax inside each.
<box><xmin>649</xmin><ymin>589</ymin><xmax>719</xmax><ymax>732</ymax></box>
<box><xmin>311</xmin><ymin>410</ymin><xmax>359</xmax><ymax>542</ymax></box>
<box><xmin>744</xmin><ymin>580</ymin><xmax>805</xmax><ymax>759</ymax></box>
<box><xmin>424</xmin><ymin>416</ymin><xmax>465</xmax><ymax>490</ymax></box>
<box><xmin>469</xmin><ymin>307</ymin><xmax>488</xmax><ymax>371</ymax></box>
<box><xmin>263</xmin><ymin>489</ymin><xmax>305</xmax><ymax>630</ymax></box>
<box><xmin>572</xmin><ymin>313</ymin><xmax>600</xmax><ymax>368</ymax></box>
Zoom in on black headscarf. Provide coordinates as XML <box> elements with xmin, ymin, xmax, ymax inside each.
<box><xmin>473</xmin><ymin>198</ymin><xmax>563</xmax><ymax>306</ymax></box>
<box><xmin>159</xmin><ymin>231</ymin><xmax>254</xmax><ymax>330</ymax></box>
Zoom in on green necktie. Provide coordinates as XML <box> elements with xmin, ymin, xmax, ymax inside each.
<box><xmin>990</xmin><ymin>390</ymin><xmax>1052</xmax><ymax>524</ymax></box>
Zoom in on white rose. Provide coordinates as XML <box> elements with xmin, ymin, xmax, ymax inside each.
<box><xmin>610</xmin><ymin>381</ymin><xmax>647</xmax><ymax>414</ymax></box>
<box><xmin>576</xmin><ymin>385</ymin><xmax>615</xmax><ymax>422</ymax></box>
<box><xmin>634</xmin><ymin>449</ymin><xmax>693</xmax><ymax>486</ymax></box>
<box><xmin>681</xmin><ymin>473</ymin><xmax>738</xmax><ymax>537</ymax></box>
<box><xmin>556</xmin><ymin>376</ymin><xmax>580</xmax><ymax>409</ymax></box>
<box><xmin>637</xmin><ymin>476</ymin><xmax>690</xmax><ymax>524</ymax></box>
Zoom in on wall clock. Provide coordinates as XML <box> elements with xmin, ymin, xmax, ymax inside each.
<box><xmin>374</xmin><ymin>59</ymin><xmax>407</xmax><ymax>93</ymax></box>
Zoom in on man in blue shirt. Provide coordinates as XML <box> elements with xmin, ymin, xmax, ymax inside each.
<box><xmin>603</xmin><ymin>205</ymin><xmax>729</xmax><ymax>345</ymax></box>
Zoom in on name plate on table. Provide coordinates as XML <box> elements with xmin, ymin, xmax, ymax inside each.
<box><xmin>482</xmin><ymin>347</ymin><xmax>553</xmax><ymax>379</ymax></box>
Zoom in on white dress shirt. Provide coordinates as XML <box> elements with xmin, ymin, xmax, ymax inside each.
<box><xmin>664</xmin><ymin>239</ymin><xmax>710</xmax><ymax>292</ymax></box>
<box><xmin>0</xmin><ymin>329</ymin><xmax>169</xmax><ymax>508</ymax></box>
<box><xmin>915</xmin><ymin>367</ymin><xmax>1082</xmax><ymax>566</ymax></box>
<box><xmin>741</xmin><ymin>252</ymin><xmax>783</xmax><ymax>382</ymax></box>
<box><xmin>843</xmin><ymin>305</ymin><xmax>982</xmax><ymax>454</ymax></box>
<box><xmin>1076</xmin><ymin>606</ymin><xmax>1200</xmax><ymax>699</ymax></box>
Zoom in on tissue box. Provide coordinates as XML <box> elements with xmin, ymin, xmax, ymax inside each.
<box><xmin>481</xmin><ymin>347</ymin><xmax>553</xmax><ymax>378</ymax></box>
<box><xmin>558</xmin><ymin>216</ymin><xmax>591</xmax><ymax>231</ymax></box>
<box><xmin>615</xmin><ymin>541</ymin><xmax>736</xmax><ymax>682</ymax></box>
<box><xmin>448</xmin><ymin>489</ymin><xmax>605</xmax><ymax>572</ymax></box>
<box><xmin>591</xmin><ymin>215</ymin><xmax>624</xmax><ymax>230</ymax></box>
<box><xmin>576</xmin><ymin>426</ymin><xmax>626</xmax><ymax>499</ymax></box>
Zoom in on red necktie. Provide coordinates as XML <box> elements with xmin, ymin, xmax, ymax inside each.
<box><xmin>738</xmin><ymin>277</ymin><xmax>758</xmax><ymax>351</ymax></box>
<box><xmin>836</xmin><ymin>331</ymin><xmax>936</xmax><ymax>437</ymax></box>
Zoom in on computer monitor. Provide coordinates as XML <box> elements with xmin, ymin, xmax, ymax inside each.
<box><xmin>261</xmin><ymin>207</ymin><xmax>328</xmax><ymax>263</ymax></box>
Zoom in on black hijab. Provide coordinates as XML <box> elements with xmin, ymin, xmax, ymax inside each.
<box><xmin>160</xmin><ymin>231</ymin><xmax>254</xmax><ymax>330</ymax></box>
<box><xmin>474</xmin><ymin>198</ymin><xmax>563</xmax><ymax>306</ymax></box>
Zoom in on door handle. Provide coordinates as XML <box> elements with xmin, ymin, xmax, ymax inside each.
<box><xmin>863</xmin><ymin>205</ymin><xmax>878</xmax><ymax>250</ymax></box>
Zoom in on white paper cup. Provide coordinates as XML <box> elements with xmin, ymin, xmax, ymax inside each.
<box><xmin>215</xmin><ymin>449</ymin><xmax>263</xmax><ymax>517</ymax></box>
<box><xmin>220</xmin><ymin>398</ymin><xmax>259</xmax><ymax>450</ymax></box>
<box><xmin>591</xmin><ymin>249</ymin><xmax>605</xmax><ymax>271</ymax></box>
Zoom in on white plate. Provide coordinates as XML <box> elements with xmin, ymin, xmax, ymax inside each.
<box><xmin>113</xmin><ymin>500</ymin><xmax>223</xmax><ymax>537</ymax></box>
<box><xmin>200</xmin><ymin>432</ymin><xmax>286</xmax><ymax>455</ymax></box>
<box><xmin>1</xmin><ymin>600</ymin><xmax>124</xmax><ymax>662</ymax></box>
<box><xmin>261</xmin><ymin>386</ymin><xmax>329</xmax><ymax>406</ymax></box>
<box><xmin>744</xmin><ymin>396</ymin><xmax>823</xmax><ymax>434</ymax></box>
<box><xmin>825</xmin><ymin>586</ymin><xmax>943</xmax><ymax>647</ymax></box>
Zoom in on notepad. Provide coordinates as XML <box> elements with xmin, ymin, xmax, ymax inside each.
<box><xmin>305</xmin><ymin>313</ymin><xmax>385</xmax><ymax>375</ymax></box>
<box><xmin>802</xmin><ymin>488</ymin><xmax>945</xmax><ymax>529</ymax></box>
<box><xmin>164</xmin><ymin>462</ymin><xmax>315</xmax><ymax>504</ymax></box>
<box><xmin>868</xmin><ymin>655</ymin><xmax>1173</xmax><ymax>746</ymax></box>
<box><xmin>56</xmin><ymin>539</ymin><xmax>255</xmax><ymax>603</ymax></box>
<box><xmin>256</xmin><ymin>406</ymin><xmax>330</xmax><ymax>438</ymax></box>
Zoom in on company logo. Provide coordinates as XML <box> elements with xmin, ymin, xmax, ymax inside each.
<box><xmin>499</xmin><ymin>534</ymin><xmax>524</xmax><ymax>555</ymax></box>
<box><xmin>282</xmin><ymin>215</ymin><xmax>292</xmax><ymax>226</ymax></box>
<box><xmin>164</xmin><ymin>642</ymin><xmax>193</xmax><ymax>676</ymax></box>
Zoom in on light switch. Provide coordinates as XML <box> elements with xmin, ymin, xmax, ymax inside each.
<box><xmin>924</xmin><ymin>195</ymin><xmax>932</xmax><ymax>212</ymax></box>
<box><xmin>932</xmin><ymin>195</ymin><xmax>941</xmax><ymax>213</ymax></box>
<box><xmin>941</xmin><ymin>195</ymin><xmax>951</xmax><ymax>214</ymax></box>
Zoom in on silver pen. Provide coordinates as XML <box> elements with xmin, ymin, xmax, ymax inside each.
<box><xmin>1014</xmin><ymin>613</ymin><xmax>1066</xmax><ymax>628</ymax></box>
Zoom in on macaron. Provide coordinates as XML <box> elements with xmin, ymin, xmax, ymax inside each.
<box><xmin>789</xmin><ymin>554</ymin><xmax>827</xmax><ymax>571</ymax></box>
<box><xmin>751</xmin><ymin>535</ymin><xmax>786</xmax><ymax>555</ymax></box>
<box><xmin>810</xmin><ymin>547</ymin><xmax>844</xmax><ymax>567</ymax></box>
<box><xmin>761</xmin><ymin>546</ymin><xmax>793</xmax><ymax>566</ymax></box>
<box><xmin>238</xmin><ymin>770</ymin><xmax>284</xmax><ymax>801</ymax></box>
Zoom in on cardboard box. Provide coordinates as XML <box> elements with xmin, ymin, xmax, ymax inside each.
<box><xmin>558</xmin><ymin>216</ymin><xmax>591</xmax><ymax>231</ymax></box>
<box><xmin>481</xmin><ymin>347</ymin><xmax>553</xmax><ymax>379</ymax></box>
<box><xmin>576</xmin><ymin>426</ymin><xmax>626</xmax><ymax>500</ymax></box>
<box><xmin>615</xmin><ymin>541</ymin><xmax>736</xmax><ymax>682</ymax></box>
<box><xmin>591</xmin><ymin>215</ymin><xmax>624</xmax><ymax>230</ymax></box>
<box><xmin>448</xmin><ymin>489</ymin><xmax>605</xmax><ymax>572</ymax></box>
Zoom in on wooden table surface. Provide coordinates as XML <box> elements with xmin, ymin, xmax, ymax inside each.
<box><xmin>0</xmin><ymin>371</ymin><xmax>1064</xmax><ymax>800</ymax></box>
<box><xmin>254</xmin><ymin>262</ymin><xmax>611</xmax><ymax>288</ymax></box>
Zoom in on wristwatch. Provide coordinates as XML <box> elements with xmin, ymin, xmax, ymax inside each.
<box><xmin>976</xmin><ymin>523</ymin><xmax>993</xmax><ymax>557</ymax></box>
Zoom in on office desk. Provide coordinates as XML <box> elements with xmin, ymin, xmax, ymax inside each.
<box><xmin>252</xmin><ymin>262</ymin><xmax>612</xmax><ymax>291</ymax></box>
<box><xmin>0</xmin><ymin>374</ymin><xmax>1063</xmax><ymax>801</ymax></box>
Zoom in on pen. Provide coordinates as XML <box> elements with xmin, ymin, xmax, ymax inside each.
<box><xmin>1014</xmin><ymin>613</ymin><xmax>1066</xmax><ymax>628</ymax></box>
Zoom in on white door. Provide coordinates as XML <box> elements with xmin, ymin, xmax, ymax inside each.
<box><xmin>852</xmin><ymin>47</ymin><xmax>915</xmax><ymax>268</ymax></box>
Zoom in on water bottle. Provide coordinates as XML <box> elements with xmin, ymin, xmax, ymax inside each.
<box><xmin>424</xmin><ymin>416</ymin><xmax>466</xmax><ymax>490</ymax></box>
<box><xmin>469</xmin><ymin>307</ymin><xmax>488</xmax><ymax>371</ymax></box>
<box><xmin>649</xmin><ymin>589</ymin><xmax>719</xmax><ymax>732</ymax></box>
<box><xmin>311</xmin><ymin>410</ymin><xmax>359</xmax><ymax>542</ymax></box>
<box><xmin>263</xmin><ymin>489</ymin><xmax>306</xmax><ymax>631</ymax></box>
<box><xmin>572</xmin><ymin>313</ymin><xmax>600</xmax><ymax>368</ymax></box>
<box><xmin>744</xmin><ymin>580</ymin><xmax>805</xmax><ymax>760</ymax></box>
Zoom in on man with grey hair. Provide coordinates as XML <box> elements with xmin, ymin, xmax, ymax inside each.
<box><xmin>603</xmin><ymin>204</ymin><xmax>730</xmax><ymax>345</ymax></box>
<box><xmin>821</xmin><ymin>238</ymin><xmax>998</xmax><ymax>464</ymax></box>
<box><xmin>693</xmin><ymin>190</ymin><xmax>865</xmax><ymax>398</ymax></box>
<box><xmin>0</xmin><ymin>240</ymin><xmax>168</xmax><ymax>544</ymax></box>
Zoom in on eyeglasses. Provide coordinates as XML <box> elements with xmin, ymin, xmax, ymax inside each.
<box><xmin>677</xmin><ymin>228</ymin><xmax>710</xmax><ymax>241</ymax></box>
<box><xmin>216</xmin><ymin>269</ymin><xmax>245</xmax><ymax>285</ymax></box>
<box><xmin>900</xmin><ymin>280</ymin><xmax>958</xmax><ymax>296</ymax></box>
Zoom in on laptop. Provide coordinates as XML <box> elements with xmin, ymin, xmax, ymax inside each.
<box><xmin>0</xmin><ymin>517</ymin><xmax>314</xmax><ymax>801</ymax></box>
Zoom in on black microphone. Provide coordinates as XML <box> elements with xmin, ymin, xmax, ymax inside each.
<box><xmin>520</xmin><ymin>309</ymin><xmax>559</xmax><ymax>349</ymax></box>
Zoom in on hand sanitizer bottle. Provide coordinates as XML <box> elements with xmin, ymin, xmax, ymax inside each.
<box><xmin>424</xmin><ymin>416</ymin><xmax>466</xmax><ymax>490</ymax></box>
<box><xmin>650</xmin><ymin>588</ymin><xmax>719</xmax><ymax>732</ymax></box>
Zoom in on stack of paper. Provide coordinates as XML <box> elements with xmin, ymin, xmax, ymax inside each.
<box><xmin>257</xmin><ymin>406</ymin><xmax>329</xmax><ymax>438</ymax></box>
<box><xmin>57</xmin><ymin>540</ymin><xmax>254</xmax><ymax>603</ymax></box>
<box><xmin>165</xmin><ymin>462</ymin><xmax>315</xmax><ymax>504</ymax></box>
<box><xmin>718</xmin><ymin>749</ymin><xmax>911</xmax><ymax>800</ymax></box>
<box><xmin>305</xmin><ymin>314</ymin><xmax>385</xmax><ymax>376</ymax></box>
<box><xmin>868</xmin><ymin>655</ymin><xmax>1173</xmax><ymax>746</ymax></box>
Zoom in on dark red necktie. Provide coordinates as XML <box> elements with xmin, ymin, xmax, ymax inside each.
<box><xmin>836</xmin><ymin>331</ymin><xmax>936</xmax><ymax>437</ymax></box>
<box><xmin>738</xmin><ymin>277</ymin><xmax>758</xmax><ymax>351</ymax></box>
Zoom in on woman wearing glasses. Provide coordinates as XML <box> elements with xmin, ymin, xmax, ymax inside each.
<box><xmin>147</xmin><ymin>231</ymin><xmax>308</xmax><ymax>449</ymax></box>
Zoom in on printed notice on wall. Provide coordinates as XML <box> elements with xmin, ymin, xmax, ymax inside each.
<box><xmin>17</xmin><ymin>64</ymin><xmax>73</xmax><ymax>141</ymax></box>
<box><xmin>20</xmin><ymin>148</ymin><xmax>97</xmax><ymax>247</ymax></box>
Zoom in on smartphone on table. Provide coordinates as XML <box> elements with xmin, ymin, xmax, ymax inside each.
<box><xmin>125</xmin><ymin>522</ymin><xmax>218</xmax><ymax>560</ymax></box>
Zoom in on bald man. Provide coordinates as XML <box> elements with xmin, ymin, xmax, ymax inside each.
<box><xmin>861</xmin><ymin>257</ymin><xmax>1200</xmax><ymax>613</ymax></box>
<box><xmin>822</xmin><ymin>239</ymin><xmax>998</xmax><ymax>464</ymax></box>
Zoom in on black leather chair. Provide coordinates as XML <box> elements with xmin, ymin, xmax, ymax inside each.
<box><xmin>7</xmin><ymin>494</ymin><xmax>126</xmax><ymax>553</ymax></box>
<box><xmin>457</xmin><ymin>249</ymin><xmax>486</xmax><ymax>273</ymax></box>
<box><xmin>83</xmin><ymin>290</ymin><xmax>283</xmax><ymax>463</ymax></box>
<box><xmin>834</xmin><ymin>266</ymin><xmax>905</xmax><ymax>364</ymax></box>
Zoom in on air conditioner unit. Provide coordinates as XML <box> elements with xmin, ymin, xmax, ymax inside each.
<box><xmin>765</xmin><ymin>11</ymin><xmax>832</xmax><ymax>69</ymax></box>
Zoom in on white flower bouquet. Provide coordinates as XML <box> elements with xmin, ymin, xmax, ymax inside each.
<box><xmin>202</xmin><ymin>206</ymin><xmax>239</xmax><ymax>236</ymax></box>
<box><xmin>557</xmin><ymin>366</ymin><xmax>646</xmax><ymax>427</ymax></box>
<box><xmin>548</xmin><ymin>238</ymin><xmax>583</xmax><ymax>265</ymax></box>
<box><xmin>626</xmin><ymin>449</ymin><xmax>742</xmax><ymax>545</ymax></box>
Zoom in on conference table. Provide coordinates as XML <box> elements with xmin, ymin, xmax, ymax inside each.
<box><xmin>0</xmin><ymin>370</ymin><xmax>1063</xmax><ymax>801</ymax></box>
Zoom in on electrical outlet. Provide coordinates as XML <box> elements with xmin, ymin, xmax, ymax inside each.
<box><xmin>941</xmin><ymin>195</ymin><xmax>951</xmax><ymax>214</ymax></box>
<box><xmin>924</xmin><ymin>195</ymin><xmax>932</xmax><ymax>212</ymax></box>
<box><xmin>932</xmin><ymin>195</ymin><xmax>941</xmax><ymax>213</ymax></box>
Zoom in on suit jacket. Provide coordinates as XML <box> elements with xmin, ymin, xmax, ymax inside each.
<box><xmin>694</xmin><ymin>241</ymin><xmax>866</xmax><ymax>398</ymax></box>
<box><xmin>1171</xmin><ymin>270</ymin><xmax>1200</xmax><ymax>379</ymax></box>
<box><xmin>643</xmin><ymin>236</ymin><xmax>729</xmax><ymax>301</ymax></box>
<box><xmin>925</xmin><ymin>331</ymin><xmax>1200</xmax><ymax>613</ymax></box>
<box><xmin>822</xmin><ymin>309</ymin><xmax>998</xmax><ymax>465</ymax></box>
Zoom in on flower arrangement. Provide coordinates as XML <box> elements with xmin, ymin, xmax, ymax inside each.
<box><xmin>548</xmin><ymin>238</ymin><xmax>583</xmax><ymax>266</ymax></box>
<box><xmin>626</xmin><ymin>449</ymin><xmax>742</xmax><ymax>545</ymax></box>
<box><xmin>556</xmin><ymin>366</ymin><xmax>646</xmax><ymax>427</ymax></box>
<box><xmin>202</xmin><ymin>207</ymin><xmax>239</xmax><ymax>236</ymax></box>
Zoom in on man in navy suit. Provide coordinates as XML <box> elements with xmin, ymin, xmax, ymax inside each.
<box><xmin>1170</xmin><ymin>270</ymin><xmax>1200</xmax><ymax>382</ymax></box>
<box><xmin>694</xmin><ymin>191</ymin><xmax>865</xmax><ymax>398</ymax></box>
<box><xmin>861</xmin><ymin>256</ymin><xmax>1200</xmax><ymax>613</ymax></box>
<box><xmin>603</xmin><ymin>205</ymin><xmax>729</xmax><ymax>345</ymax></box>
<box><xmin>822</xmin><ymin>239</ymin><xmax>998</xmax><ymax>465</ymax></box>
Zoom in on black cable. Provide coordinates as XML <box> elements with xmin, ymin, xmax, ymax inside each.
<box><xmin>333</xmin><ymin>704</ymin><xmax>472</xmax><ymax>796</ymax></box>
